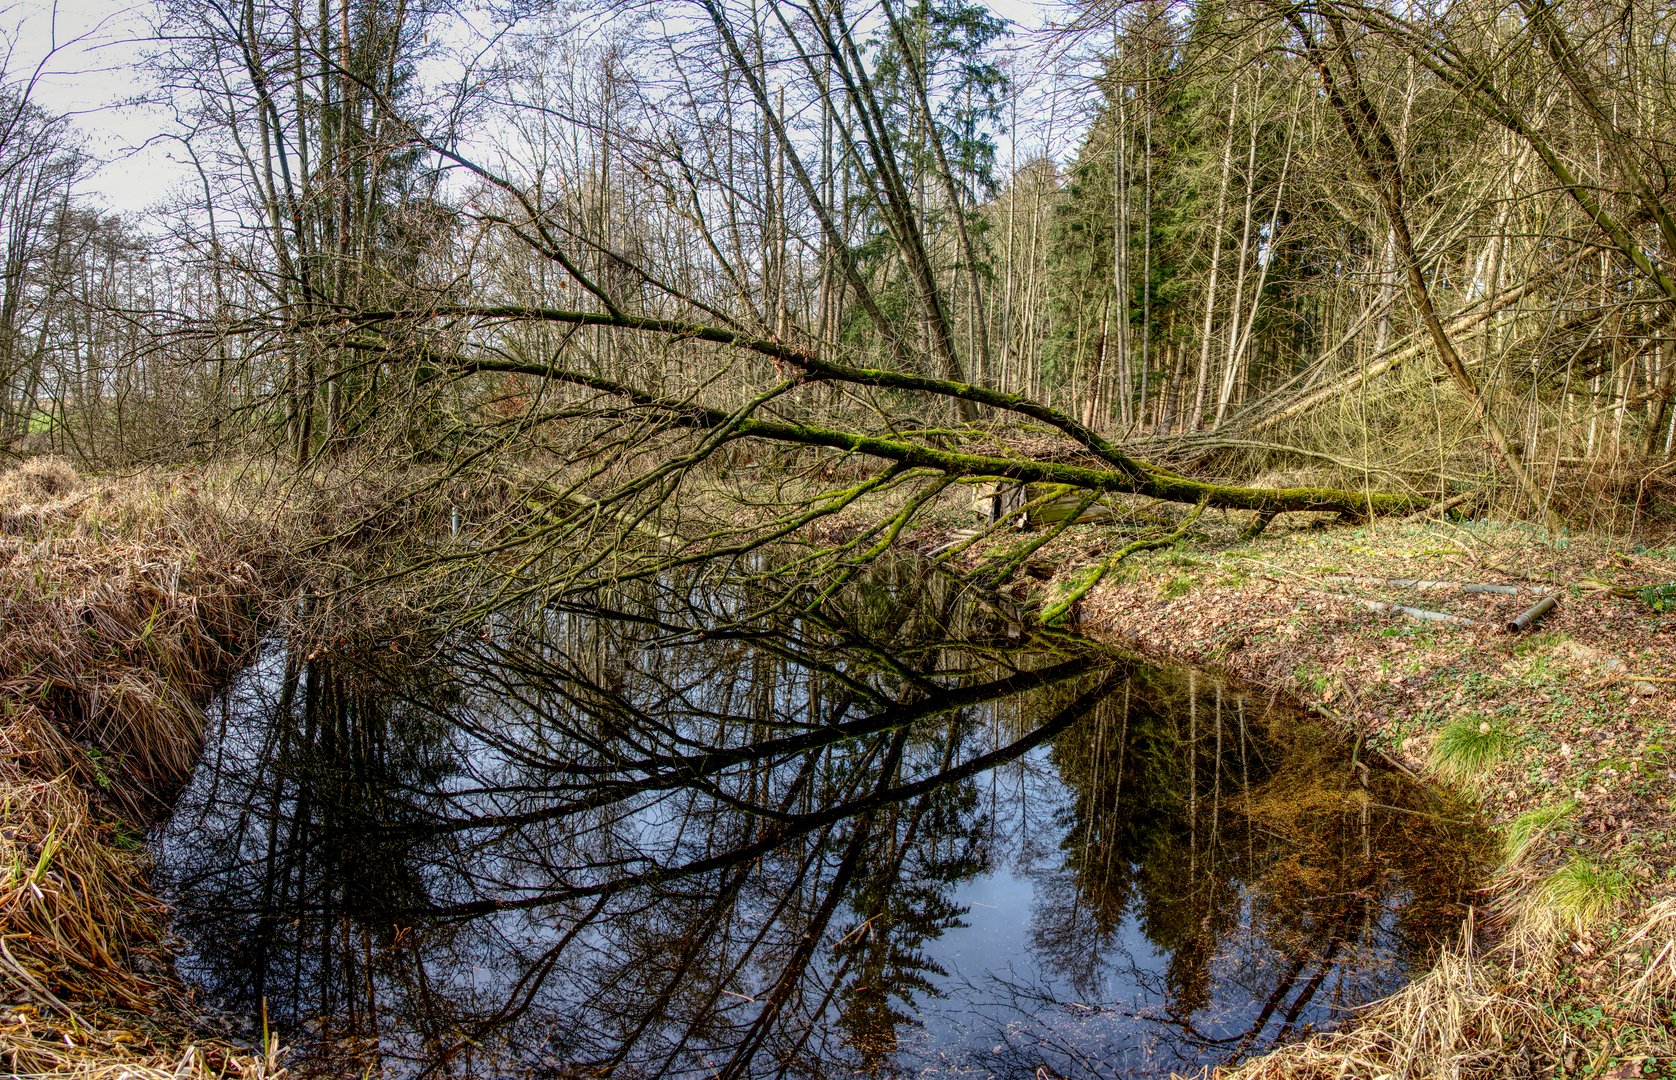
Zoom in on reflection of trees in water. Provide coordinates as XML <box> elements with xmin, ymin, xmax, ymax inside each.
<box><xmin>164</xmin><ymin>568</ymin><xmax>1123</xmax><ymax>1077</ymax></box>
<box><xmin>1023</xmin><ymin>668</ymin><xmax>1483</xmax><ymax>1070</ymax></box>
<box><xmin>831</xmin><ymin>720</ymin><xmax>989</xmax><ymax>1073</ymax></box>
<box><xmin>158</xmin><ymin>565</ymin><xmax>1481</xmax><ymax>1079</ymax></box>
<box><xmin>165</xmin><ymin>647</ymin><xmax>469</xmax><ymax>1065</ymax></box>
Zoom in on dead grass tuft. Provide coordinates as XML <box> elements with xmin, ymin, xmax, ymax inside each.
<box><xmin>1619</xmin><ymin>897</ymin><xmax>1676</xmax><ymax>1015</ymax></box>
<box><xmin>1218</xmin><ymin>936</ymin><xmax>1552</xmax><ymax>1079</ymax></box>
<box><xmin>1217</xmin><ymin>882</ymin><xmax>1676</xmax><ymax>1080</ymax></box>
<box><xmin>0</xmin><ymin>454</ymin><xmax>79</xmax><ymax>499</ymax></box>
<box><xmin>0</xmin><ymin>461</ymin><xmax>283</xmax><ymax>1078</ymax></box>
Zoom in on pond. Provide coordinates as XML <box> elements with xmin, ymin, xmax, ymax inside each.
<box><xmin>153</xmin><ymin>564</ymin><xmax>1486</xmax><ymax>1078</ymax></box>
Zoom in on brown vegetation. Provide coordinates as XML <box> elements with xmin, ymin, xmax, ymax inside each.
<box><xmin>0</xmin><ymin>460</ymin><xmax>280</xmax><ymax>1078</ymax></box>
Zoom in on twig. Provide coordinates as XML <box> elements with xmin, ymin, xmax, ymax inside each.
<box><xmin>1322</xmin><ymin>575</ymin><xmax>1549</xmax><ymax>595</ymax></box>
<box><xmin>1396</xmin><ymin>489</ymin><xmax>1480</xmax><ymax>524</ymax></box>
<box><xmin>1314</xmin><ymin>702</ymin><xmax>1429</xmax><ymax>783</ymax></box>
<box><xmin>1589</xmin><ymin>674</ymin><xmax>1676</xmax><ymax>686</ymax></box>
<box><xmin>924</xmin><ymin>528</ymin><xmax>979</xmax><ymax>559</ymax></box>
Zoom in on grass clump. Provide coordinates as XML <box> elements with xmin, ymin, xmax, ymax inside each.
<box><xmin>0</xmin><ymin>454</ymin><xmax>78</xmax><ymax>498</ymax></box>
<box><xmin>1501</xmin><ymin>800</ymin><xmax>1575</xmax><ymax>866</ymax></box>
<box><xmin>1539</xmin><ymin>856</ymin><xmax>1632</xmax><ymax>935</ymax></box>
<box><xmin>1430</xmin><ymin>714</ymin><xmax>1517</xmax><ymax>786</ymax></box>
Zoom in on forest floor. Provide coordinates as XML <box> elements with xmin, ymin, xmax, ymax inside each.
<box><xmin>934</xmin><ymin>507</ymin><xmax>1676</xmax><ymax>1077</ymax></box>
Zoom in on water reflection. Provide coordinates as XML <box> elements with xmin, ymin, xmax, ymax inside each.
<box><xmin>156</xmin><ymin>568</ymin><xmax>1483</xmax><ymax>1078</ymax></box>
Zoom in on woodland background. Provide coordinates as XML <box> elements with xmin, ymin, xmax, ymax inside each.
<box><xmin>4</xmin><ymin>0</ymin><xmax>1675</xmax><ymax>538</ymax></box>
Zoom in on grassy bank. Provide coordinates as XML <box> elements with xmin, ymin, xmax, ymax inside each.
<box><xmin>973</xmin><ymin>511</ymin><xmax>1676</xmax><ymax>1077</ymax></box>
<box><xmin>0</xmin><ymin>459</ymin><xmax>281</xmax><ymax>1078</ymax></box>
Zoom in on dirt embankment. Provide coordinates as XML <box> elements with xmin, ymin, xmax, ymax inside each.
<box><xmin>0</xmin><ymin>459</ymin><xmax>283</xmax><ymax>1078</ymax></box>
<box><xmin>1035</xmin><ymin>514</ymin><xmax>1676</xmax><ymax>1077</ymax></box>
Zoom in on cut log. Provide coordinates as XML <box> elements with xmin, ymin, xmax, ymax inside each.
<box><xmin>1507</xmin><ymin>593</ymin><xmax>1561</xmax><ymax>633</ymax></box>
<box><xmin>1027</xmin><ymin>495</ymin><xmax>1126</xmax><ymax>528</ymax></box>
<box><xmin>1356</xmin><ymin>599</ymin><xmax>1478</xmax><ymax>626</ymax></box>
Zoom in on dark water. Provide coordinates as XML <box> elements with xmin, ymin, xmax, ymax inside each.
<box><xmin>154</xmin><ymin>566</ymin><xmax>1484</xmax><ymax>1079</ymax></box>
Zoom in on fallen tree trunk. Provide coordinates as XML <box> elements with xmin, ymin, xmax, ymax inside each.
<box><xmin>451</xmin><ymin>354</ymin><xmax>1433</xmax><ymax>518</ymax></box>
<box><xmin>1507</xmin><ymin>593</ymin><xmax>1561</xmax><ymax>632</ymax></box>
<box><xmin>247</xmin><ymin>303</ymin><xmax>1444</xmax><ymax>520</ymax></box>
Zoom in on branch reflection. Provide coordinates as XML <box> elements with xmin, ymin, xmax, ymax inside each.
<box><xmin>157</xmin><ymin>567</ymin><xmax>1483</xmax><ymax>1078</ymax></box>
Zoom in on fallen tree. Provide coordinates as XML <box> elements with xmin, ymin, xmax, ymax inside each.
<box><xmin>163</xmin><ymin>0</ymin><xmax>1450</xmax><ymax>612</ymax></box>
<box><xmin>307</xmin><ymin>306</ymin><xmax>1432</xmax><ymax>519</ymax></box>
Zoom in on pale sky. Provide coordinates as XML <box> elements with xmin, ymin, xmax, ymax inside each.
<box><xmin>7</xmin><ymin>0</ymin><xmax>1066</xmax><ymax>219</ymax></box>
<box><xmin>5</xmin><ymin>1</ymin><xmax>180</xmax><ymax>214</ymax></box>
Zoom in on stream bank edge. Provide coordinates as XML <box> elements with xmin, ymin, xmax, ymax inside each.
<box><xmin>1028</xmin><ymin>514</ymin><xmax>1676</xmax><ymax>1077</ymax></box>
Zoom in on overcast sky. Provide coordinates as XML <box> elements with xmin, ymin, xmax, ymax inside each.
<box><xmin>5</xmin><ymin>1</ymin><xmax>180</xmax><ymax>213</ymax></box>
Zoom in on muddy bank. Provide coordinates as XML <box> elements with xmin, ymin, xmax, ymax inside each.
<box><xmin>0</xmin><ymin>460</ymin><xmax>282</xmax><ymax>1078</ymax></box>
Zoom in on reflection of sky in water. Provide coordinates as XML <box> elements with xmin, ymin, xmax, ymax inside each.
<box><xmin>156</xmin><ymin>599</ymin><xmax>1480</xmax><ymax>1079</ymax></box>
<box><xmin>914</xmin><ymin>755</ymin><xmax>1092</xmax><ymax>1043</ymax></box>
<box><xmin>889</xmin><ymin>749</ymin><xmax>1324</xmax><ymax>1078</ymax></box>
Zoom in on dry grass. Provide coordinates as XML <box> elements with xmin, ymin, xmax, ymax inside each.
<box><xmin>0</xmin><ymin>459</ymin><xmax>283</xmax><ymax>1078</ymax></box>
<box><xmin>1219</xmin><ymin>880</ymin><xmax>1674</xmax><ymax>1080</ymax></box>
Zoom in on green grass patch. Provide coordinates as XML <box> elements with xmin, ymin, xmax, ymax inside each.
<box><xmin>1639</xmin><ymin>582</ymin><xmax>1676</xmax><ymax>613</ymax></box>
<box><xmin>1430</xmin><ymin>714</ymin><xmax>1516</xmax><ymax>785</ymax></box>
<box><xmin>1292</xmin><ymin>663</ymin><xmax>1332</xmax><ymax>697</ymax></box>
<box><xmin>1540</xmin><ymin>856</ymin><xmax>1631</xmax><ymax>933</ymax></box>
<box><xmin>1159</xmin><ymin>574</ymin><xmax>1195</xmax><ymax>599</ymax></box>
<box><xmin>1511</xmin><ymin>631</ymin><xmax>1565</xmax><ymax>657</ymax></box>
<box><xmin>86</xmin><ymin>747</ymin><xmax>114</xmax><ymax>791</ymax></box>
<box><xmin>1501</xmin><ymin>800</ymin><xmax>1575</xmax><ymax>864</ymax></box>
